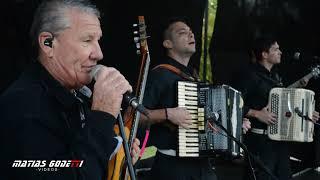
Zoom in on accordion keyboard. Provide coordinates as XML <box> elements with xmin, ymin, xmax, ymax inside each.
<box><xmin>177</xmin><ymin>81</ymin><xmax>200</xmax><ymax>157</ymax></box>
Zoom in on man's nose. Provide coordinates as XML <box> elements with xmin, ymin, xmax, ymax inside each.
<box><xmin>189</xmin><ymin>31</ymin><xmax>194</xmax><ymax>38</ymax></box>
<box><xmin>90</xmin><ymin>42</ymin><xmax>103</xmax><ymax>61</ymax></box>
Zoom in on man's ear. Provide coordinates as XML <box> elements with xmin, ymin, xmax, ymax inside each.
<box><xmin>38</xmin><ymin>32</ymin><xmax>54</xmax><ymax>58</ymax></box>
<box><xmin>262</xmin><ymin>51</ymin><xmax>268</xmax><ymax>59</ymax></box>
<box><xmin>163</xmin><ymin>39</ymin><xmax>173</xmax><ymax>49</ymax></box>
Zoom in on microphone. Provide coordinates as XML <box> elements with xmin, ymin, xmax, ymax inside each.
<box><xmin>207</xmin><ymin>111</ymin><xmax>220</xmax><ymax>127</ymax></box>
<box><xmin>293</xmin><ymin>52</ymin><xmax>319</xmax><ymax>61</ymax></box>
<box><xmin>294</xmin><ymin>107</ymin><xmax>312</xmax><ymax>121</ymax></box>
<box><xmin>293</xmin><ymin>52</ymin><xmax>301</xmax><ymax>61</ymax></box>
<box><xmin>90</xmin><ymin>65</ymin><xmax>149</xmax><ymax>116</ymax></box>
<box><xmin>294</xmin><ymin>107</ymin><xmax>303</xmax><ymax>116</ymax></box>
<box><xmin>294</xmin><ymin>107</ymin><xmax>320</xmax><ymax>127</ymax></box>
<box><xmin>210</xmin><ymin>111</ymin><xmax>220</xmax><ymax>121</ymax></box>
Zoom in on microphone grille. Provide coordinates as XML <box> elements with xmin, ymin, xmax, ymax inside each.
<box><xmin>293</xmin><ymin>52</ymin><xmax>300</xmax><ymax>60</ymax></box>
<box><xmin>212</xmin><ymin>112</ymin><xmax>220</xmax><ymax>121</ymax></box>
<box><xmin>90</xmin><ymin>64</ymin><xmax>104</xmax><ymax>80</ymax></box>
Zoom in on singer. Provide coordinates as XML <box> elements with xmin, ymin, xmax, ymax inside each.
<box><xmin>0</xmin><ymin>1</ymin><xmax>140</xmax><ymax>180</ymax></box>
<box><xmin>89</xmin><ymin>65</ymin><xmax>149</xmax><ymax>116</ymax></box>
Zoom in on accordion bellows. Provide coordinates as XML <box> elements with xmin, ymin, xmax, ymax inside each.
<box><xmin>177</xmin><ymin>81</ymin><xmax>243</xmax><ymax>157</ymax></box>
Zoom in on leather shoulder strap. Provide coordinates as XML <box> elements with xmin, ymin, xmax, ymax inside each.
<box><xmin>152</xmin><ymin>64</ymin><xmax>197</xmax><ymax>81</ymax></box>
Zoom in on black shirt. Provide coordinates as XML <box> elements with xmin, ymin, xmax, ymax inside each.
<box><xmin>143</xmin><ymin>56</ymin><xmax>194</xmax><ymax>150</ymax></box>
<box><xmin>236</xmin><ymin>63</ymin><xmax>283</xmax><ymax>130</ymax></box>
<box><xmin>0</xmin><ymin>62</ymin><xmax>118</xmax><ymax>180</ymax></box>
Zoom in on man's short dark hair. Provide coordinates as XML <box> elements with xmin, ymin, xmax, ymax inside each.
<box><xmin>162</xmin><ymin>16</ymin><xmax>190</xmax><ymax>41</ymax></box>
<box><xmin>252</xmin><ymin>36</ymin><xmax>277</xmax><ymax>62</ymax></box>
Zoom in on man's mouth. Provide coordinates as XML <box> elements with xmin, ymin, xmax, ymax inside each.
<box><xmin>83</xmin><ymin>65</ymin><xmax>96</xmax><ymax>72</ymax></box>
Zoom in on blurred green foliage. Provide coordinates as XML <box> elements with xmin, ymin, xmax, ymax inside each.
<box><xmin>199</xmin><ymin>0</ymin><xmax>218</xmax><ymax>83</ymax></box>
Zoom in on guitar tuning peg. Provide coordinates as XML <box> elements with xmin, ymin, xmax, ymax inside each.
<box><xmin>136</xmin><ymin>43</ymin><xmax>140</xmax><ymax>49</ymax></box>
<box><xmin>139</xmin><ymin>35</ymin><xmax>150</xmax><ymax>41</ymax></box>
<box><xmin>133</xmin><ymin>24</ymin><xmax>138</xmax><ymax>27</ymax></box>
<box><xmin>136</xmin><ymin>50</ymin><xmax>141</xmax><ymax>55</ymax></box>
<box><xmin>134</xmin><ymin>37</ymin><xmax>139</xmax><ymax>43</ymax></box>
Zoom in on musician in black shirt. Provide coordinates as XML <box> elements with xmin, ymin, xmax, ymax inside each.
<box><xmin>138</xmin><ymin>17</ymin><xmax>218</xmax><ymax>180</ymax></box>
<box><xmin>235</xmin><ymin>37</ymin><xmax>319</xmax><ymax>180</ymax></box>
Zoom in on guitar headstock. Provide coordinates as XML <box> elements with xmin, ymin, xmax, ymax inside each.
<box><xmin>311</xmin><ymin>65</ymin><xmax>320</xmax><ymax>79</ymax></box>
<box><xmin>133</xmin><ymin>16</ymin><xmax>149</xmax><ymax>55</ymax></box>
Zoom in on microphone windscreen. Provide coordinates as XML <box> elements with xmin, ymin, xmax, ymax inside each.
<box><xmin>90</xmin><ymin>64</ymin><xmax>104</xmax><ymax>80</ymax></box>
<box><xmin>293</xmin><ymin>52</ymin><xmax>300</xmax><ymax>61</ymax></box>
<box><xmin>213</xmin><ymin>112</ymin><xmax>220</xmax><ymax>121</ymax></box>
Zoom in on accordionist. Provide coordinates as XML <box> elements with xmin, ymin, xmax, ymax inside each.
<box><xmin>234</xmin><ymin>37</ymin><xmax>319</xmax><ymax>180</ymax></box>
<box><xmin>139</xmin><ymin>18</ymin><xmax>252</xmax><ymax>180</ymax></box>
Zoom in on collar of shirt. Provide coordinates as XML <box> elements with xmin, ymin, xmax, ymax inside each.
<box><xmin>254</xmin><ymin>63</ymin><xmax>282</xmax><ymax>86</ymax></box>
<box><xmin>28</xmin><ymin>61</ymin><xmax>80</xmax><ymax>109</ymax></box>
<box><xmin>255</xmin><ymin>63</ymin><xmax>274</xmax><ymax>75</ymax></box>
<box><xmin>162</xmin><ymin>56</ymin><xmax>193</xmax><ymax>77</ymax></box>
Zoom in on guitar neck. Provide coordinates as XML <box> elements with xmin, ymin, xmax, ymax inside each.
<box><xmin>127</xmin><ymin>16</ymin><xmax>151</xmax><ymax>148</ymax></box>
<box><xmin>128</xmin><ymin>53</ymin><xmax>151</xmax><ymax>147</ymax></box>
<box><xmin>287</xmin><ymin>72</ymin><xmax>313</xmax><ymax>88</ymax></box>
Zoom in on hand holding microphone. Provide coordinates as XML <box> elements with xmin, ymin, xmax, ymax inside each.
<box><xmin>90</xmin><ymin>65</ymin><xmax>149</xmax><ymax>118</ymax></box>
<box><xmin>91</xmin><ymin>65</ymin><xmax>132</xmax><ymax>118</ymax></box>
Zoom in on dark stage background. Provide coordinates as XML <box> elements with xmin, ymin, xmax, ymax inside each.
<box><xmin>1</xmin><ymin>0</ymin><xmax>320</xmax><ymax>177</ymax></box>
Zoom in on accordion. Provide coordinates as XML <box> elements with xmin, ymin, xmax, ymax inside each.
<box><xmin>268</xmin><ymin>88</ymin><xmax>315</xmax><ymax>142</ymax></box>
<box><xmin>177</xmin><ymin>81</ymin><xmax>243</xmax><ymax>157</ymax></box>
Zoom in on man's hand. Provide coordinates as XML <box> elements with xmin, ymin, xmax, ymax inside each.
<box><xmin>312</xmin><ymin>111</ymin><xmax>320</xmax><ymax>123</ymax></box>
<box><xmin>242</xmin><ymin>118</ymin><xmax>251</xmax><ymax>134</ymax></box>
<box><xmin>91</xmin><ymin>66</ymin><xmax>132</xmax><ymax>117</ymax></box>
<box><xmin>299</xmin><ymin>77</ymin><xmax>310</xmax><ymax>87</ymax></box>
<box><xmin>131</xmin><ymin>138</ymin><xmax>140</xmax><ymax>165</ymax></box>
<box><xmin>167</xmin><ymin>107</ymin><xmax>193</xmax><ymax>129</ymax></box>
<box><xmin>254</xmin><ymin>107</ymin><xmax>277</xmax><ymax>125</ymax></box>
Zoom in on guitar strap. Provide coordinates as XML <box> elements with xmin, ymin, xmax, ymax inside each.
<box><xmin>152</xmin><ymin>64</ymin><xmax>200</xmax><ymax>132</ymax></box>
<box><xmin>152</xmin><ymin>64</ymin><xmax>200</xmax><ymax>82</ymax></box>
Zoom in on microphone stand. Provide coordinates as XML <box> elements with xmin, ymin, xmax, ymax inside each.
<box><xmin>295</xmin><ymin>108</ymin><xmax>320</xmax><ymax>127</ymax></box>
<box><xmin>117</xmin><ymin>113</ymin><xmax>136</xmax><ymax>180</ymax></box>
<box><xmin>212</xmin><ymin>120</ymin><xmax>278</xmax><ymax>180</ymax></box>
<box><xmin>302</xmin><ymin>116</ymin><xmax>320</xmax><ymax>126</ymax></box>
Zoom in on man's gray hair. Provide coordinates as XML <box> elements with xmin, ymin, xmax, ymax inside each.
<box><xmin>30</xmin><ymin>0</ymin><xmax>100</xmax><ymax>49</ymax></box>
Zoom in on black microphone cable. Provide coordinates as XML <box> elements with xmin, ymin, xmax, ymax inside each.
<box><xmin>295</xmin><ymin>108</ymin><xmax>320</xmax><ymax>126</ymax></box>
<box><xmin>211</xmin><ymin>118</ymin><xmax>279</xmax><ymax>180</ymax></box>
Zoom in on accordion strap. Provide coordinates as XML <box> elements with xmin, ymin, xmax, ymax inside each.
<box><xmin>152</xmin><ymin>64</ymin><xmax>197</xmax><ymax>81</ymax></box>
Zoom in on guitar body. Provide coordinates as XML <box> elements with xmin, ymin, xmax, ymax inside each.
<box><xmin>107</xmin><ymin>108</ymin><xmax>134</xmax><ymax>180</ymax></box>
<box><xmin>107</xmin><ymin>126</ymin><xmax>129</xmax><ymax>180</ymax></box>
